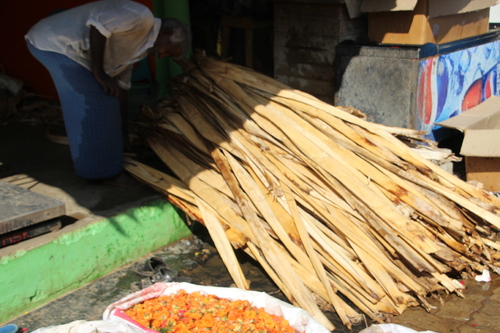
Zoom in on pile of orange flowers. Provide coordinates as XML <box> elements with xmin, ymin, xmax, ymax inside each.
<box><xmin>124</xmin><ymin>289</ymin><xmax>299</xmax><ymax>333</ymax></box>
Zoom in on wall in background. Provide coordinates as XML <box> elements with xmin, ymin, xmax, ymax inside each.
<box><xmin>0</xmin><ymin>0</ymin><xmax>152</xmax><ymax>100</ymax></box>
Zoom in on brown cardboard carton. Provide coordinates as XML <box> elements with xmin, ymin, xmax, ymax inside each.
<box><xmin>437</xmin><ymin>96</ymin><xmax>500</xmax><ymax>191</ymax></box>
<box><xmin>361</xmin><ymin>0</ymin><xmax>495</xmax><ymax>45</ymax></box>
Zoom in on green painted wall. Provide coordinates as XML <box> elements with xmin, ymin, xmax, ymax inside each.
<box><xmin>0</xmin><ymin>199</ymin><xmax>191</xmax><ymax>324</ymax></box>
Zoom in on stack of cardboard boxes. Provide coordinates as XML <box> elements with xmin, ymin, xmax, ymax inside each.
<box><xmin>357</xmin><ymin>0</ymin><xmax>500</xmax><ymax>191</ymax></box>
<box><xmin>438</xmin><ymin>96</ymin><xmax>500</xmax><ymax>192</ymax></box>
<box><xmin>361</xmin><ymin>0</ymin><xmax>497</xmax><ymax>45</ymax></box>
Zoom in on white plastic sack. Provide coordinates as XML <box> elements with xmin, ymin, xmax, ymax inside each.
<box><xmin>103</xmin><ymin>282</ymin><xmax>330</xmax><ymax>333</ymax></box>
<box><xmin>359</xmin><ymin>324</ymin><xmax>438</xmax><ymax>333</ymax></box>
<box><xmin>475</xmin><ymin>269</ymin><xmax>491</xmax><ymax>282</ymax></box>
<box><xmin>30</xmin><ymin>320</ymin><xmax>145</xmax><ymax>333</ymax></box>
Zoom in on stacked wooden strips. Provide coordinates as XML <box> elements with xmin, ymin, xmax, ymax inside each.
<box><xmin>125</xmin><ymin>54</ymin><xmax>500</xmax><ymax>330</ymax></box>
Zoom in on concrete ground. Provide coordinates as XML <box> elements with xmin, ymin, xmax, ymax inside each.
<box><xmin>0</xmin><ymin>121</ymin><xmax>162</xmax><ymax>221</ymax></box>
<box><xmin>0</xmin><ymin>116</ymin><xmax>191</xmax><ymax>323</ymax></box>
<box><xmin>2</xmin><ymin>120</ymin><xmax>500</xmax><ymax>333</ymax></box>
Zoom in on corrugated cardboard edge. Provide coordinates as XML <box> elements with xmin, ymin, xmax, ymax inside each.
<box><xmin>361</xmin><ymin>0</ymin><xmax>498</xmax><ymax>18</ymax></box>
<box><xmin>361</xmin><ymin>0</ymin><xmax>418</xmax><ymax>13</ymax></box>
<box><xmin>429</xmin><ymin>0</ymin><xmax>498</xmax><ymax>18</ymax></box>
<box><xmin>437</xmin><ymin>96</ymin><xmax>500</xmax><ymax>157</ymax></box>
<box><xmin>461</xmin><ymin>129</ymin><xmax>500</xmax><ymax>157</ymax></box>
<box><xmin>345</xmin><ymin>0</ymin><xmax>364</xmax><ymax>18</ymax></box>
<box><xmin>437</xmin><ymin>96</ymin><xmax>500</xmax><ymax>131</ymax></box>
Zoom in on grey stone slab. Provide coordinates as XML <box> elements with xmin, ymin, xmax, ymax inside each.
<box><xmin>0</xmin><ymin>180</ymin><xmax>65</xmax><ymax>234</ymax></box>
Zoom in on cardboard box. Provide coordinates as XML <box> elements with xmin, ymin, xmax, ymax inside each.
<box><xmin>361</xmin><ymin>0</ymin><xmax>496</xmax><ymax>45</ymax></box>
<box><xmin>437</xmin><ymin>96</ymin><xmax>500</xmax><ymax>191</ymax></box>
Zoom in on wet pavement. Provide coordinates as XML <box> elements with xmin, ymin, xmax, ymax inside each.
<box><xmin>380</xmin><ymin>273</ymin><xmax>500</xmax><ymax>333</ymax></box>
<box><xmin>6</xmin><ymin>227</ymin><xmax>500</xmax><ymax>333</ymax></box>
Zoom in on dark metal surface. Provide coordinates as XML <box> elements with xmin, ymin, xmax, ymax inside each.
<box><xmin>0</xmin><ymin>218</ymin><xmax>62</xmax><ymax>248</ymax></box>
<box><xmin>419</xmin><ymin>29</ymin><xmax>500</xmax><ymax>58</ymax></box>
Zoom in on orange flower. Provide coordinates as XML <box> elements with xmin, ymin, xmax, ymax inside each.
<box><xmin>124</xmin><ymin>289</ymin><xmax>299</xmax><ymax>333</ymax></box>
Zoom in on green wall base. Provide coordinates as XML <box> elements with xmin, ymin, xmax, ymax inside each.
<box><xmin>0</xmin><ymin>199</ymin><xmax>192</xmax><ymax>324</ymax></box>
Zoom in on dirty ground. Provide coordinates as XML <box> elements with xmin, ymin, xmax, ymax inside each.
<box><xmin>5</xmin><ymin>228</ymin><xmax>500</xmax><ymax>333</ymax></box>
<box><xmin>2</xmin><ymin>112</ymin><xmax>500</xmax><ymax>333</ymax></box>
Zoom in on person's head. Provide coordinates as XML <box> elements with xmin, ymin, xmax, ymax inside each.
<box><xmin>148</xmin><ymin>18</ymin><xmax>191</xmax><ymax>59</ymax></box>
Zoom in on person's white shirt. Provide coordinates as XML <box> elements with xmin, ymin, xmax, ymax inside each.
<box><xmin>25</xmin><ymin>0</ymin><xmax>161</xmax><ymax>89</ymax></box>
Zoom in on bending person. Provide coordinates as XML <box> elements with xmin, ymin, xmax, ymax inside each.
<box><xmin>25</xmin><ymin>0</ymin><xmax>191</xmax><ymax>187</ymax></box>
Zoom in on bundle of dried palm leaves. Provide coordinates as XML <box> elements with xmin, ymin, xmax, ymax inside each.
<box><xmin>125</xmin><ymin>53</ymin><xmax>500</xmax><ymax>330</ymax></box>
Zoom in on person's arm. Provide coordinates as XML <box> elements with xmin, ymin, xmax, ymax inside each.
<box><xmin>90</xmin><ymin>26</ymin><xmax>131</xmax><ymax>152</ymax></box>
<box><xmin>89</xmin><ymin>25</ymin><xmax>122</xmax><ymax>97</ymax></box>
